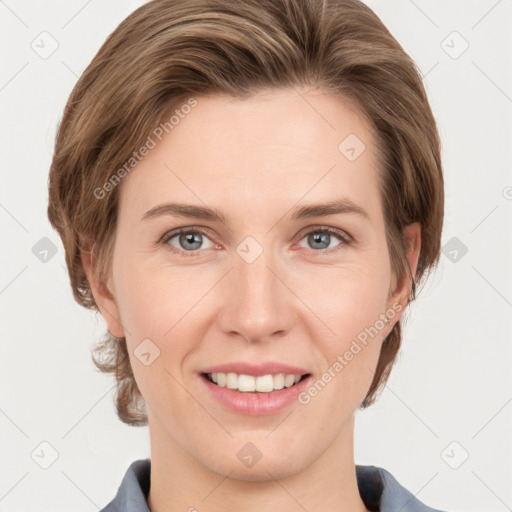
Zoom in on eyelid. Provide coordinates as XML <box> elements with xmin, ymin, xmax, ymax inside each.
<box><xmin>295</xmin><ymin>224</ymin><xmax>352</xmax><ymax>244</ymax></box>
<box><xmin>159</xmin><ymin>226</ymin><xmax>214</xmax><ymax>244</ymax></box>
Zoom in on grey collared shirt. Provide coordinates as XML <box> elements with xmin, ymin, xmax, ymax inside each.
<box><xmin>100</xmin><ymin>459</ymin><xmax>447</xmax><ymax>512</ymax></box>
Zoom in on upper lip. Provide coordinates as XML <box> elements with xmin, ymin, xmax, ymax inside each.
<box><xmin>200</xmin><ymin>362</ymin><xmax>310</xmax><ymax>377</ymax></box>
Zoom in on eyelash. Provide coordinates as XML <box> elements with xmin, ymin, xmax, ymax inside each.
<box><xmin>159</xmin><ymin>226</ymin><xmax>352</xmax><ymax>258</ymax></box>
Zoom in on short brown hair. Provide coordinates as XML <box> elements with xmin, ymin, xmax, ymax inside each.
<box><xmin>48</xmin><ymin>0</ymin><xmax>443</xmax><ymax>426</ymax></box>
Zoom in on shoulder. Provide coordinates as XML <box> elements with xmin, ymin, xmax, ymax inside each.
<box><xmin>99</xmin><ymin>459</ymin><xmax>151</xmax><ymax>512</ymax></box>
<box><xmin>356</xmin><ymin>464</ymin><xmax>449</xmax><ymax>512</ymax></box>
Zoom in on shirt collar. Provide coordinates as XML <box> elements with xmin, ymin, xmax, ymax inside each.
<box><xmin>101</xmin><ymin>459</ymin><xmax>445</xmax><ymax>512</ymax></box>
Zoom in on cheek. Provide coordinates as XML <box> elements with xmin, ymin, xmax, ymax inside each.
<box><xmin>111</xmin><ymin>262</ymin><xmax>200</xmax><ymax>410</ymax></box>
<box><xmin>293</xmin><ymin>258</ymin><xmax>390</xmax><ymax>407</ymax></box>
<box><xmin>292</xmin><ymin>256</ymin><xmax>391</xmax><ymax>346</ymax></box>
<box><xmin>114</xmin><ymin>255</ymin><xmax>202</xmax><ymax>336</ymax></box>
<box><xmin>330</xmin><ymin>276</ymin><xmax>389</xmax><ymax>350</ymax></box>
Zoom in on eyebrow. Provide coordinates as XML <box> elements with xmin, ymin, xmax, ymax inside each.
<box><xmin>141</xmin><ymin>198</ymin><xmax>370</xmax><ymax>223</ymax></box>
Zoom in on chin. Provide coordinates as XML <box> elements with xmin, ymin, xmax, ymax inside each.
<box><xmin>196</xmin><ymin>435</ymin><xmax>311</xmax><ymax>483</ymax></box>
<box><xmin>207</xmin><ymin>457</ymin><xmax>304</xmax><ymax>482</ymax></box>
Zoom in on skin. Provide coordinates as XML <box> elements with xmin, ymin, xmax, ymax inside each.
<box><xmin>83</xmin><ymin>88</ymin><xmax>421</xmax><ymax>512</ymax></box>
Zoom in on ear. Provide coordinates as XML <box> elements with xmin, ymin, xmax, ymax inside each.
<box><xmin>81</xmin><ymin>248</ymin><xmax>126</xmax><ymax>338</ymax></box>
<box><xmin>387</xmin><ymin>222</ymin><xmax>421</xmax><ymax>317</ymax></box>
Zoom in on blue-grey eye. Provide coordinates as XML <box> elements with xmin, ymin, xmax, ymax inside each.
<box><xmin>298</xmin><ymin>229</ymin><xmax>344</xmax><ymax>250</ymax></box>
<box><xmin>166</xmin><ymin>230</ymin><xmax>214</xmax><ymax>251</ymax></box>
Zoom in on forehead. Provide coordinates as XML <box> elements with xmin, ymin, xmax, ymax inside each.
<box><xmin>117</xmin><ymin>88</ymin><xmax>383</xmax><ymax>225</ymax></box>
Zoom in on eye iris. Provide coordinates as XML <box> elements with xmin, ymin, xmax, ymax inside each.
<box><xmin>180</xmin><ymin>232</ymin><xmax>202</xmax><ymax>251</ymax></box>
<box><xmin>309</xmin><ymin>232</ymin><xmax>330</xmax><ymax>250</ymax></box>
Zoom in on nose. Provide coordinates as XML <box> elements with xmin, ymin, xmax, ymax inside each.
<box><xmin>217</xmin><ymin>244</ymin><xmax>297</xmax><ymax>343</ymax></box>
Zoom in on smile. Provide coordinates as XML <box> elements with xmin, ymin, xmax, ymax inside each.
<box><xmin>201</xmin><ymin>371</ymin><xmax>313</xmax><ymax>416</ymax></box>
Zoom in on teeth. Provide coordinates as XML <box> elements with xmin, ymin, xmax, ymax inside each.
<box><xmin>239</xmin><ymin>374</ymin><xmax>256</xmax><ymax>392</ymax></box>
<box><xmin>273</xmin><ymin>373</ymin><xmax>284</xmax><ymax>390</ymax></box>
<box><xmin>284</xmin><ymin>374</ymin><xmax>295</xmax><ymax>387</ymax></box>
<box><xmin>226</xmin><ymin>372</ymin><xmax>238</xmax><ymax>390</ymax></box>
<box><xmin>255</xmin><ymin>375</ymin><xmax>273</xmax><ymax>392</ymax></box>
<box><xmin>207</xmin><ymin>372</ymin><xmax>304</xmax><ymax>393</ymax></box>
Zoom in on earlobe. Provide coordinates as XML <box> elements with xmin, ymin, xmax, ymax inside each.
<box><xmin>80</xmin><ymin>249</ymin><xmax>126</xmax><ymax>338</ymax></box>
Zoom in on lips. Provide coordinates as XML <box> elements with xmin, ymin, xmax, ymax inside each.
<box><xmin>199</xmin><ymin>362</ymin><xmax>312</xmax><ymax>415</ymax></box>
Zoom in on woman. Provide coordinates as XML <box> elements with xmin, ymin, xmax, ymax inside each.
<box><xmin>47</xmin><ymin>0</ymin><xmax>445</xmax><ymax>510</ymax></box>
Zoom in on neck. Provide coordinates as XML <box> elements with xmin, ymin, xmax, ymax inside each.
<box><xmin>147</xmin><ymin>414</ymin><xmax>368</xmax><ymax>512</ymax></box>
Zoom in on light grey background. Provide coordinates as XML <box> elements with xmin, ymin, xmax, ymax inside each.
<box><xmin>1</xmin><ymin>1</ymin><xmax>511</xmax><ymax>511</ymax></box>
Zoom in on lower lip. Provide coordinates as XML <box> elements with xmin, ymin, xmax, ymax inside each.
<box><xmin>200</xmin><ymin>374</ymin><xmax>312</xmax><ymax>416</ymax></box>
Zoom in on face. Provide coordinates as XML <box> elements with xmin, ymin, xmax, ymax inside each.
<box><xmin>86</xmin><ymin>88</ymin><xmax>420</xmax><ymax>480</ymax></box>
